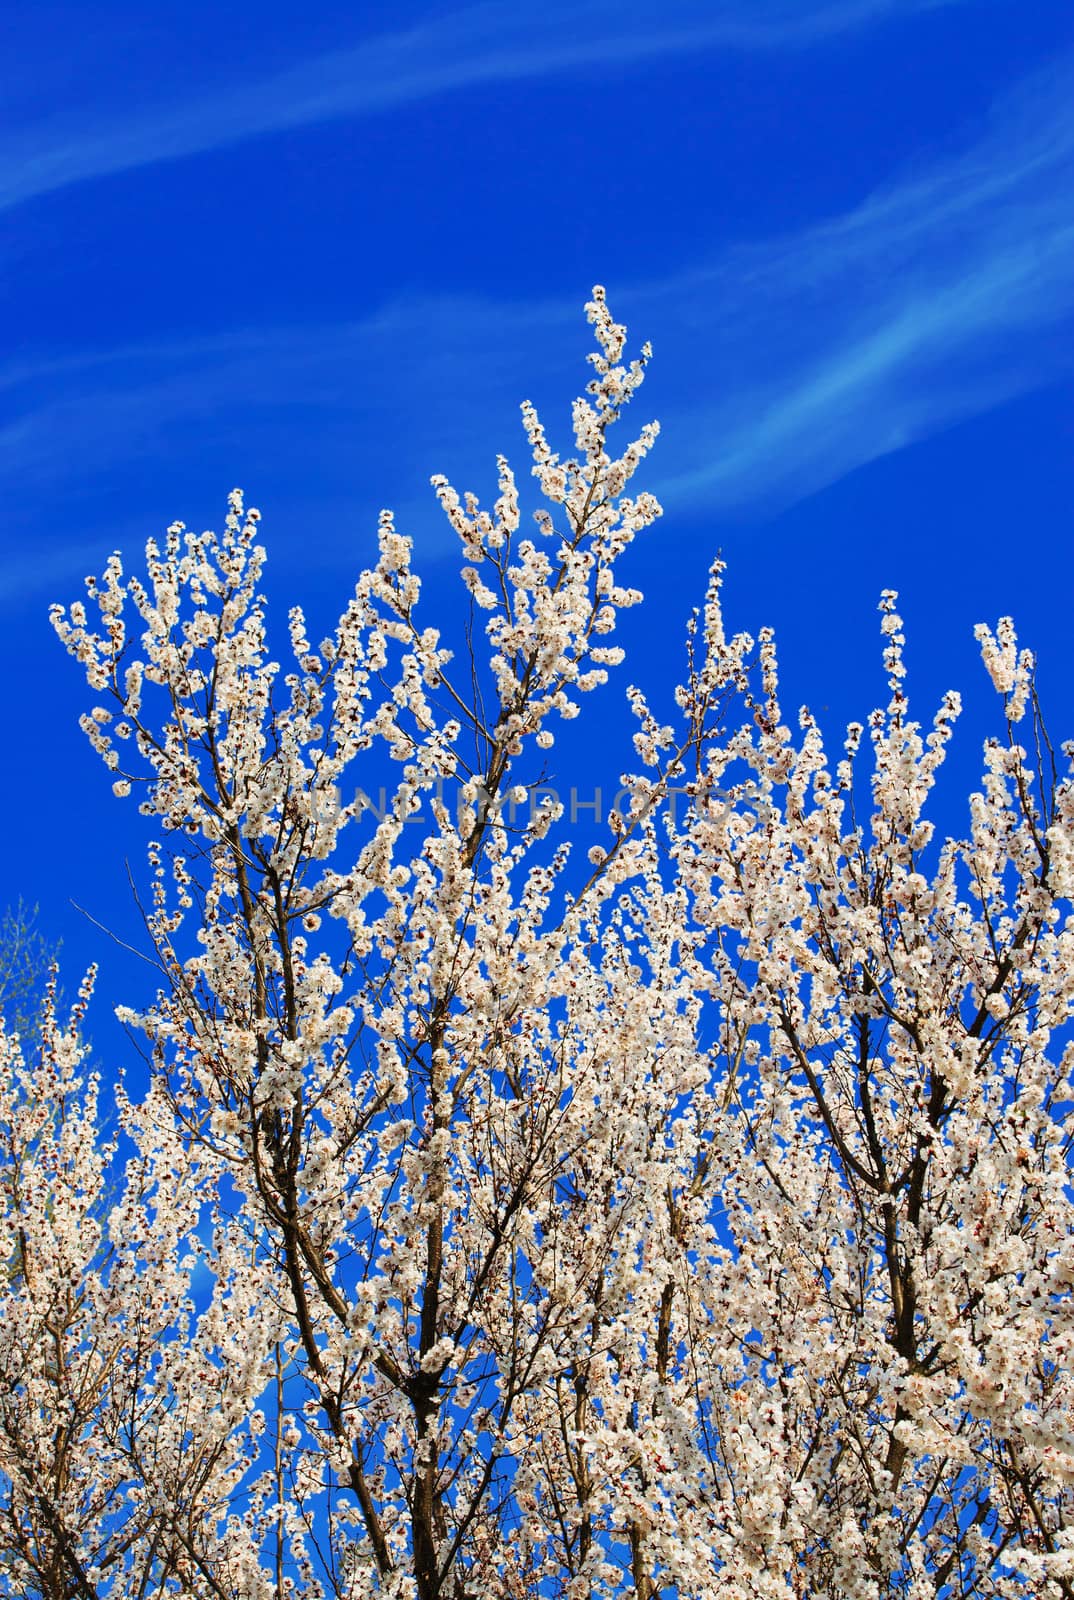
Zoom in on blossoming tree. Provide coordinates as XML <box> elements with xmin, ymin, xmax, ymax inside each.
<box><xmin>11</xmin><ymin>291</ymin><xmax>1072</xmax><ymax>1597</ymax></box>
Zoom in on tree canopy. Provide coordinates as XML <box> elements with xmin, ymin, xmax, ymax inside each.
<box><xmin>3</xmin><ymin>292</ymin><xmax>1071</xmax><ymax>1599</ymax></box>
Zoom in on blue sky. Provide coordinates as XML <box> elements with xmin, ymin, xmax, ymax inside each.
<box><xmin>2</xmin><ymin>0</ymin><xmax>1073</xmax><ymax>1032</ymax></box>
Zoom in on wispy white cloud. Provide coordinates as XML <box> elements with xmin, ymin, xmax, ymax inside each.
<box><xmin>0</xmin><ymin>0</ymin><xmax>970</xmax><ymax>216</ymax></box>
<box><xmin>646</xmin><ymin>52</ymin><xmax>1074</xmax><ymax>511</ymax></box>
<box><xmin>2</xmin><ymin>44</ymin><xmax>1070</xmax><ymax>598</ymax></box>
